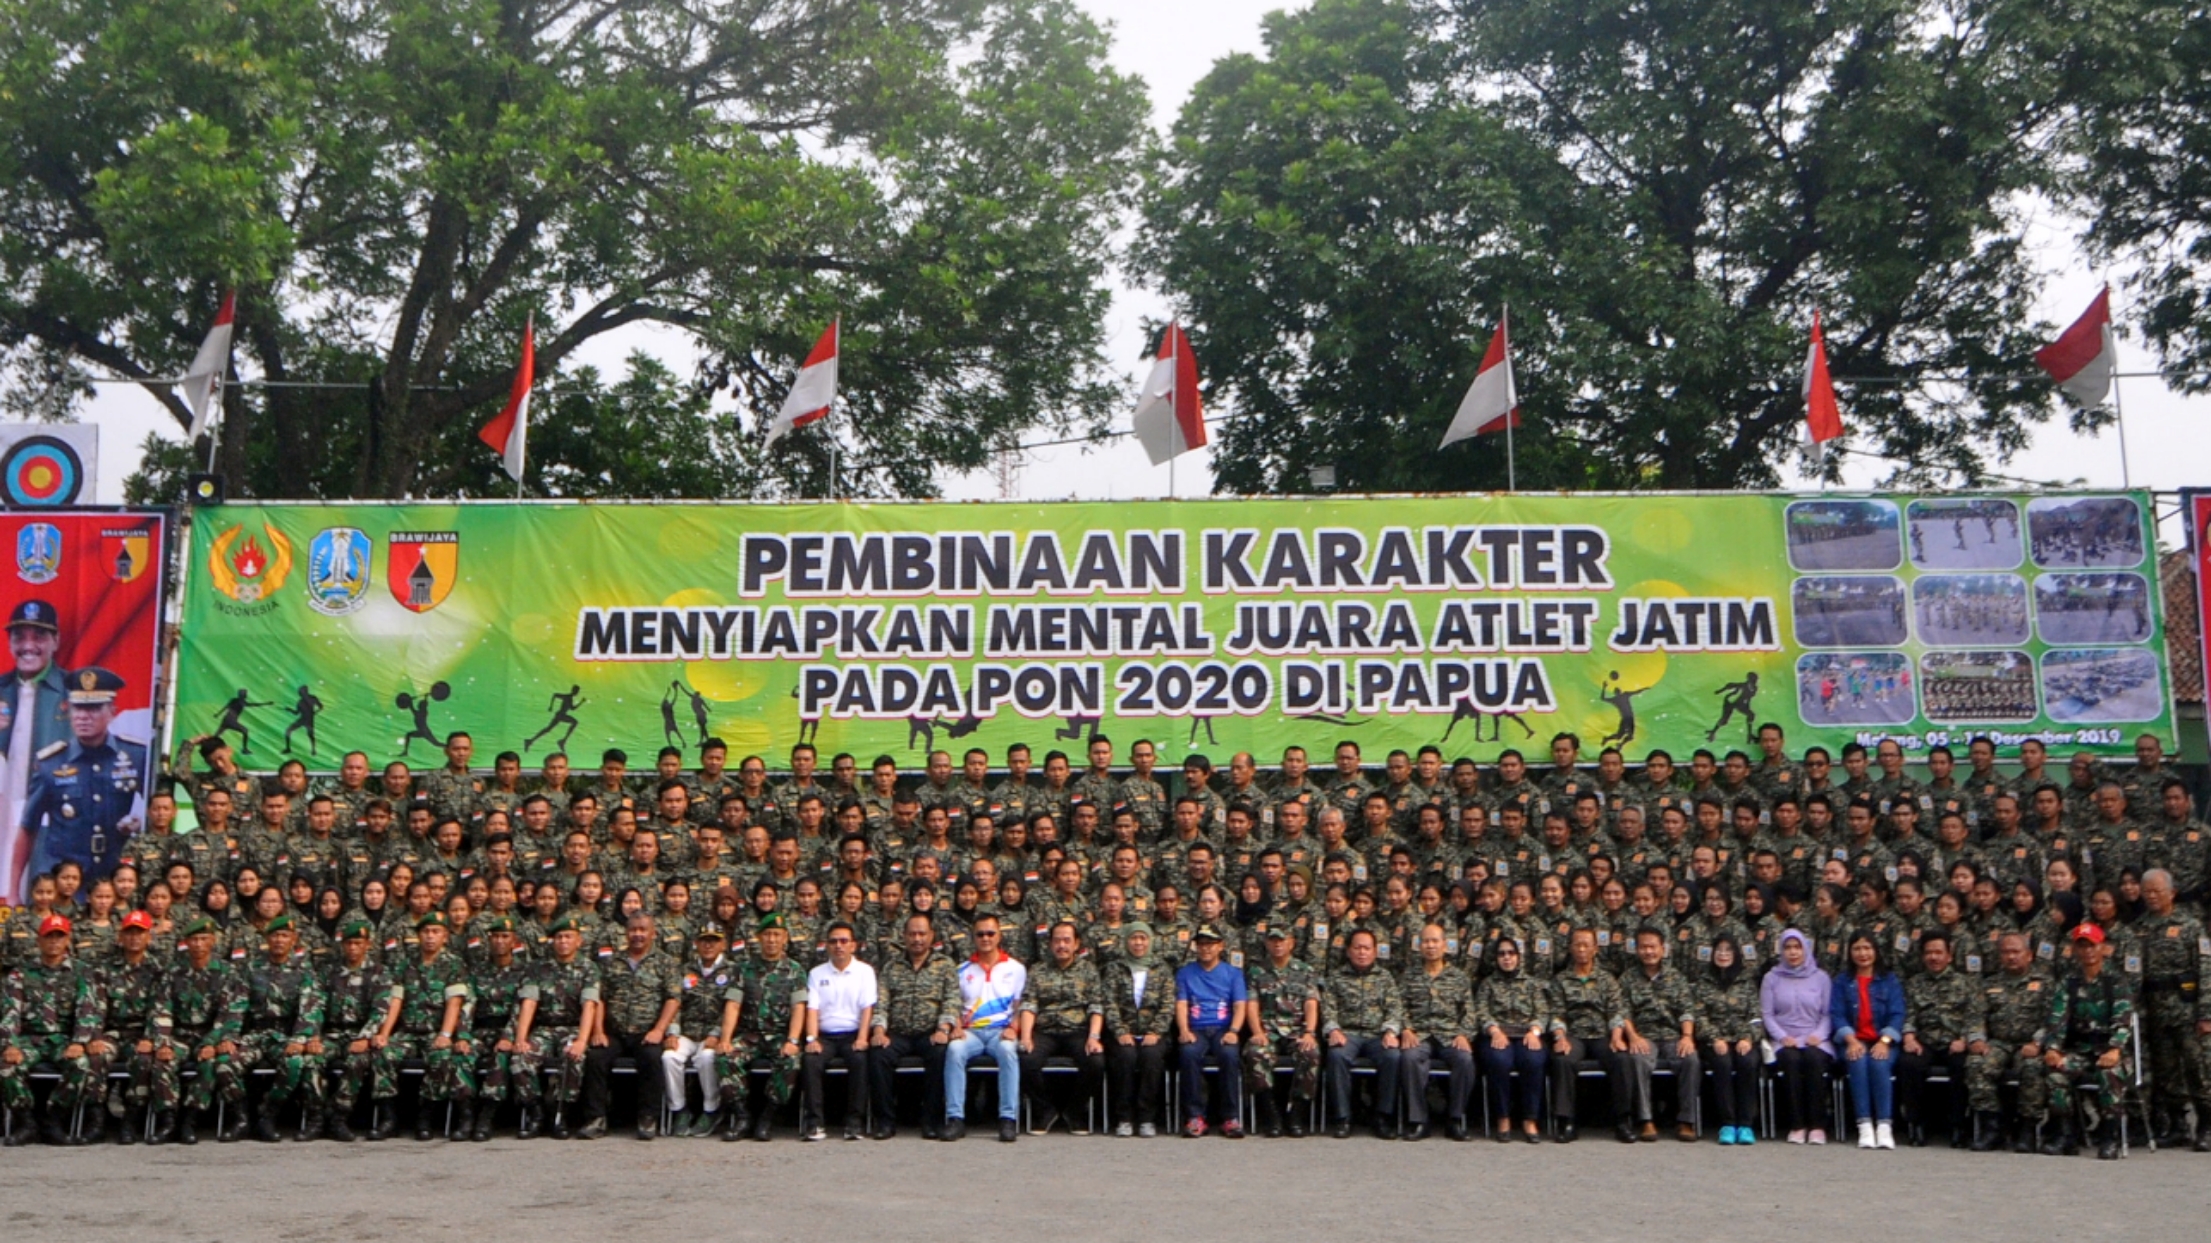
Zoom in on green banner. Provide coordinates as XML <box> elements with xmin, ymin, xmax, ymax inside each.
<box><xmin>172</xmin><ymin>493</ymin><xmax>2174</xmax><ymax>768</ymax></box>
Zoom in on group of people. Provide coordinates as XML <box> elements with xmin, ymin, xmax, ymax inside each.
<box><xmin>1</xmin><ymin>722</ymin><xmax>2204</xmax><ymax>1161</ymax></box>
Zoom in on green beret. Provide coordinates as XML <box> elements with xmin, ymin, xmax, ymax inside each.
<box><xmin>483</xmin><ymin>915</ymin><xmax>516</xmax><ymax>935</ymax></box>
<box><xmin>178</xmin><ymin>916</ymin><xmax>216</xmax><ymax>938</ymax></box>
<box><xmin>339</xmin><ymin>918</ymin><xmax>374</xmax><ymax>940</ymax></box>
<box><xmin>756</xmin><ymin>912</ymin><xmax>787</xmax><ymax>933</ymax></box>
<box><xmin>263</xmin><ymin>913</ymin><xmax>294</xmax><ymax>934</ymax></box>
<box><xmin>548</xmin><ymin>914</ymin><xmax>582</xmax><ymax>936</ymax></box>
<box><xmin>416</xmin><ymin>910</ymin><xmax>448</xmax><ymax>930</ymax></box>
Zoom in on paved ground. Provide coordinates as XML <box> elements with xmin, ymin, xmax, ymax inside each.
<box><xmin>3</xmin><ymin>1132</ymin><xmax>2206</xmax><ymax>1242</ymax></box>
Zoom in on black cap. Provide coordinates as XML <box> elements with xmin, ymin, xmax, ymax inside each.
<box><xmin>8</xmin><ymin>599</ymin><xmax>58</xmax><ymax>634</ymax></box>
<box><xmin>66</xmin><ymin>666</ymin><xmax>124</xmax><ymax>706</ymax></box>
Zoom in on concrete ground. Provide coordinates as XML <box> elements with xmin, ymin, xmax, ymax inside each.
<box><xmin>2</xmin><ymin>1128</ymin><xmax>2205</xmax><ymax>1242</ymax></box>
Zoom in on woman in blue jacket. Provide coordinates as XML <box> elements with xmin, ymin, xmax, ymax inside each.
<box><xmin>1832</xmin><ymin>932</ymin><xmax>1907</xmax><ymax>1150</ymax></box>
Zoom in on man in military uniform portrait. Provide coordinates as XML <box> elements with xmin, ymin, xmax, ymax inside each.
<box><xmin>0</xmin><ymin>600</ymin><xmax>70</xmax><ymax>903</ymax></box>
<box><xmin>12</xmin><ymin>666</ymin><xmax>146</xmax><ymax>891</ymax></box>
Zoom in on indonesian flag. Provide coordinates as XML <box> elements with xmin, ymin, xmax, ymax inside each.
<box><xmin>1803</xmin><ymin>311</ymin><xmax>1844</xmax><ymax>451</ymax></box>
<box><xmin>2035</xmin><ymin>287</ymin><xmax>2116</xmax><ymax>406</ymax></box>
<box><xmin>1131</xmin><ymin>322</ymin><xmax>1207</xmax><ymax>465</ymax></box>
<box><xmin>765</xmin><ymin>319</ymin><xmax>838</xmax><ymax>448</ymax></box>
<box><xmin>181</xmin><ymin>292</ymin><xmax>235</xmax><ymax>442</ymax></box>
<box><xmin>477</xmin><ymin>315</ymin><xmax>534</xmax><ymax>483</ymax></box>
<box><xmin>1440</xmin><ymin>310</ymin><xmax>1519</xmax><ymax>447</ymax></box>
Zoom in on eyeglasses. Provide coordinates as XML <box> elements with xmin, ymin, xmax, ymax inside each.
<box><xmin>974</xmin><ymin>930</ymin><xmax>999</xmax><ymax>938</ymax></box>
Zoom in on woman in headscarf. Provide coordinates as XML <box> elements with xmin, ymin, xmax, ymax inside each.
<box><xmin>1699</xmin><ymin>934</ymin><xmax>1762</xmax><ymax>1146</ymax></box>
<box><xmin>1761</xmin><ymin>927</ymin><xmax>1835</xmax><ymax>1144</ymax></box>
<box><xmin>2007</xmin><ymin>877</ymin><xmax>2043</xmax><ymax>932</ymax></box>
<box><xmin>1471</xmin><ymin>936</ymin><xmax>1550</xmax><ymax>1144</ymax></box>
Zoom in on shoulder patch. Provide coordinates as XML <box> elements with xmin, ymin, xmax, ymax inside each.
<box><xmin>36</xmin><ymin>741</ymin><xmax>66</xmax><ymax>761</ymax></box>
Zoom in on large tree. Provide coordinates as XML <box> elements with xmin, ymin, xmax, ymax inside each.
<box><xmin>0</xmin><ymin>0</ymin><xmax>1146</xmax><ymax>500</ymax></box>
<box><xmin>1140</xmin><ymin>0</ymin><xmax>2126</xmax><ymax>494</ymax></box>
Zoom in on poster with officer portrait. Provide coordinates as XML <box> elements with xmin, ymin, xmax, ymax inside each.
<box><xmin>0</xmin><ymin>509</ymin><xmax>167</xmax><ymax>903</ymax></box>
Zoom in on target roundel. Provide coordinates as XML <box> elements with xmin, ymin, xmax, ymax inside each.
<box><xmin>1</xmin><ymin>435</ymin><xmax>86</xmax><ymax>507</ymax></box>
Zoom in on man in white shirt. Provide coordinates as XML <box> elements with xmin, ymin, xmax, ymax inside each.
<box><xmin>943</xmin><ymin>912</ymin><xmax>1025</xmax><ymax>1142</ymax></box>
<box><xmin>802</xmin><ymin>920</ymin><xmax>878</xmax><ymax>1141</ymax></box>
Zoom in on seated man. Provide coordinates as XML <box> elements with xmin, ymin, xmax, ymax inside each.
<box><xmin>1174</xmin><ymin>924</ymin><xmax>1247</xmax><ymax>1138</ymax></box>
<box><xmin>1619</xmin><ymin>926</ymin><xmax>1700</xmax><ymax>1142</ymax></box>
<box><xmin>2041</xmin><ymin>924</ymin><xmax>2137</xmax><ymax>1159</ymax></box>
<box><xmin>1897</xmin><ymin>932</ymin><xmax>1980</xmax><ymax>1147</ymax></box>
<box><xmin>801</xmin><ymin>920</ymin><xmax>876</xmax><ymax>1141</ymax></box>
<box><xmin>1398</xmin><ymin>923</ymin><xmax>1476</xmax><ymax>1141</ymax></box>
<box><xmin>1321</xmin><ymin>929</ymin><xmax>1403</xmax><ymax>1139</ymax></box>
<box><xmin>867</xmin><ymin>914</ymin><xmax>958</xmax><ymax>1140</ymax></box>
<box><xmin>1965</xmin><ymin>932</ymin><xmax>2051</xmax><ymax>1153</ymax></box>
<box><xmin>0</xmin><ymin>915</ymin><xmax>97</xmax><ymax>1145</ymax></box>
<box><xmin>1018</xmin><ymin>921</ymin><xmax>1104</xmax><ymax>1135</ymax></box>
<box><xmin>943</xmin><ymin>913</ymin><xmax>1024</xmax><ymax>1142</ymax></box>
<box><xmin>1549</xmin><ymin>927</ymin><xmax>1629</xmax><ymax>1143</ymax></box>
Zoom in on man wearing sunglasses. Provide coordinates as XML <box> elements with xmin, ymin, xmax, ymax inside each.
<box><xmin>943</xmin><ymin>913</ymin><xmax>1025</xmax><ymax>1142</ymax></box>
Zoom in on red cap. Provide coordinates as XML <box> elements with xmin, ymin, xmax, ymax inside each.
<box><xmin>2071</xmin><ymin>923</ymin><xmax>2106</xmax><ymax>945</ymax></box>
<box><xmin>37</xmin><ymin>914</ymin><xmax>72</xmax><ymax>937</ymax></box>
<box><xmin>121</xmin><ymin>910</ymin><xmax>154</xmax><ymax>932</ymax></box>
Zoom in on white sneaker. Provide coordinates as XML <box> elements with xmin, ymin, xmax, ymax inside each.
<box><xmin>1787</xmin><ymin>1129</ymin><xmax>1807</xmax><ymax>1144</ymax></box>
<box><xmin>1857</xmin><ymin>1120</ymin><xmax>1876</xmax><ymax>1149</ymax></box>
<box><xmin>1114</xmin><ymin>1121</ymin><xmax>1133</xmax><ymax>1138</ymax></box>
<box><xmin>1137</xmin><ymin>1122</ymin><xmax>1157</xmax><ymax>1138</ymax></box>
<box><xmin>1875</xmin><ymin>1122</ymin><xmax>1895</xmax><ymax>1150</ymax></box>
<box><xmin>1809</xmin><ymin>1128</ymin><xmax>1828</xmax><ymax>1145</ymax></box>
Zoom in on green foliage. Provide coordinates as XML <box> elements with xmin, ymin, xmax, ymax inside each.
<box><xmin>0</xmin><ymin>0</ymin><xmax>1146</xmax><ymax>500</ymax></box>
<box><xmin>1141</xmin><ymin>0</ymin><xmax>2110</xmax><ymax>493</ymax></box>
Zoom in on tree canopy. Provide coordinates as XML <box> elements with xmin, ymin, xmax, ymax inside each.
<box><xmin>0</xmin><ymin>0</ymin><xmax>1147</xmax><ymax>500</ymax></box>
<box><xmin>1139</xmin><ymin>0</ymin><xmax>2145</xmax><ymax>494</ymax></box>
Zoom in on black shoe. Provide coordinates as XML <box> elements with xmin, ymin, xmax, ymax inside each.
<box><xmin>1445</xmin><ymin>1119</ymin><xmax>1469</xmax><ymax>1142</ymax></box>
<box><xmin>1403</xmin><ymin>1122</ymin><xmax>1429</xmax><ymax>1142</ymax></box>
<box><xmin>252</xmin><ymin>1105</ymin><xmax>282</xmax><ymax>1143</ymax></box>
<box><xmin>2096</xmin><ymin>1119</ymin><xmax>2120</xmax><ymax>1160</ymax></box>
<box><xmin>367</xmin><ymin>1106</ymin><xmax>396</xmax><ymax>1142</ymax></box>
<box><xmin>446</xmin><ymin>1101</ymin><xmax>472</xmax><ymax>1142</ymax></box>
<box><xmin>872</xmin><ymin>1121</ymin><xmax>896</xmax><ymax>1140</ymax></box>
<box><xmin>415</xmin><ymin>1114</ymin><xmax>436</xmax><ymax>1142</ymax></box>
<box><xmin>217</xmin><ymin>1109</ymin><xmax>249</xmax><ymax>1144</ymax></box>
<box><xmin>42</xmin><ymin>1108</ymin><xmax>75</xmax><ymax>1147</ymax></box>
<box><xmin>843</xmin><ymin>1123</ymin><xmax>861</xmax><ymax>1141</ymax></box>
<box><xmin>1556</xmin><ymin>1120</ymin><xmax>1578</xmax><ymax>1144</ymax></box>
<box><xmin>1328</xmin><ymin>1118</ymin><xmax>1351</xmax><ymax>1139</ymax></box>
<box><xmin>1373</xmin><ymin>1119</ymin><xmax>1397</xmax><ymax>1141</ymax></box>
<box><xmin>1493</xmin><ymin>1126</ymin><xmax>1513</xmax><ymax>1144</ymax></box>
<box><xmin>2011</xmin><ymin>1119</ymin><xmax>2037</xmax><ymax>1155</ymax></box>
<box><xmin>515</xmin><ymin>1106</ymin><xmax>538</xmax><ymax>1141</ymax></box>
<box><xmin>471</xmin><ymin>1104</ymin><xmax>495</xmax><ymax>1142</ymax></box>
<box><xmin>574</xmin><ymin>1116</ymin><xmax>606</xmax><ymax>1140</ymax></box>
<box><xmin>1257</xmin><ymin>1097</ymin><xmax>1282</xmax><ymax>1139</ymax></box>
<box><xmin>1284</xmin><ymin>1108</ymin><xmax>1309</xmax><ymax>1138</ymax></box>
<box><xmin>998</xmin><ymin>1118</ymin><xmax>1018</xmax><ymax>1143</ymax></box>
<box><xmin>549</xmin><ymin>1108</ymin><xmax>572</xmax><ymax>1141</ymax></box>
<box><xmin>722</xmin><ymin>1107</ymin><xmax>749</xmax><ymax>1142</ymax></box>
<box><xmin>1615</xmin><ymin>1122</ymin><xmax>1638</xmax><ymax>1144</ymax></box>
<box><xmin>943</xmin><ymin>1117</ymin><xmax>966</xmax><ymax>1142</ymax></box>
<box><xmin>116</xmin><ymin>1110</ymin><xmax>140</xmax><ymax>1146</ymax></box>
<box><xmin>1523</xmin><ymin>1127</ymin><xmax>1541</xmax><ymax>1145</ymax></box>
<box><xmin>2041</xmin><ymin>1116</ymin><xmax>2075</xmax><ymax>1157</ymax></box>
<box><xmin>180</xmin><ymin>1110</ymin><xmax>203</xmax><ymax>1145</ymax></box>
<box><xmin>751</xmin><ymin>1111</ymin><xmax>773</xmax><ymax>1142</ymax></box>
<box><xmin>2194</xmin><ymin>1124</ymin><xmax>2211</xmax><ymax>1154</ymax></box>
<box><xmin>636</xmin><ymin>1122</ymin><xmax>656</xmax><ymax>1141</ymax></box>
<box><xmin>149</xmin><ymin>1111</ymin><xmax>175</xmax><ymax>1146</ymax></box>
<box><xmin>1969</xmin><ymin>1111</ymin><xmax>2002</xmax><ymax>1152</ymax></box>
<box><xmin>326</xmin><ymin>1111</ymin><xmax>358</xmax><ymax>1143</ymax></box>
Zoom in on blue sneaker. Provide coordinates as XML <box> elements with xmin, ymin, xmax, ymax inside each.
<box><xmin>1718</xmin><ymin>1125</ymin><xmax>1739</xmax><ymax>1145</ymax></box>
<box><xmin>1737</xmin><ymin>1127</ymin><xmax>1757</xmax><ymax>1146</ymax></box>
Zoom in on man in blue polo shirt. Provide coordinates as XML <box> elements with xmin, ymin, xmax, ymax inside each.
<box><xmin>1174</xmin><ymin>924</ymin><xmax>1248</xmax><ymax>1138</ymax></box>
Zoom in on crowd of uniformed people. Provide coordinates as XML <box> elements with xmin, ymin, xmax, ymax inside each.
<box><xmin>2</xmin><ymin>724</ymin><xmax>2205</xmax><ymax>1161</ymax></box>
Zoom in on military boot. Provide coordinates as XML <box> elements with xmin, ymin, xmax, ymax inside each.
<box><xmin>2039</xmin><ymin>1113</ymin><xmax>2075</xmax><ymax>1157</ymax></box>
<box><xmin>2096</xmin><ymin>1117</ymin><xmax>2121</xmax><ymax>1160</ymax></box>
<box><xmin>1968</xmin><ymin>1110</ymin><xmax>2003</xmax><ymax>1152</ymax></box>
<box><xmin>253</xmin><ymin>1099</ymin><xmax>284</xmax><ymax>1142</ymax></box>
<box><xmin>325</xmin><ymin>1108</ymin><xmax>358</xmax><ymax>1143</ymax></box>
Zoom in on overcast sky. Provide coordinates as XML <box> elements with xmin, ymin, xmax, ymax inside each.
<box><xmin>73</xmin><ymin>0</ymin><xmax>2205</xmax><ymax>514</ymax></box>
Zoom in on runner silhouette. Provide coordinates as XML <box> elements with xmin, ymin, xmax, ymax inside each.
<box><xmin>678</xmin><ymin>681</ymin><xmax>713</xmax><ymax>744</ymax></box>
<box><xmin>282</xmin><ymin>685</ymin><xmax>325</xmax><ymax>756</ymax></box>
<box><xmin>660</xmin><ymin>684</ymin><xmax>685</xmax><ymax>749</ymax></box>
<box><xmin>1599</xmin><ymin>671</ymin><xmax>1649</xmax><ymax>749</ymax></box>
<box><xmin>525</xmin><ymin>685</ymin><xmax>585</xmax><ymax>754</ymax></box>
<box><xmin>212</xmin><ymin>688</ymin><xmax>274</xmax><ymax>754</ymax></box>
<box><xmin>1705</xmin><ymin>672</ymin><xmax>1761</xmax><ymax>744</ymax></box>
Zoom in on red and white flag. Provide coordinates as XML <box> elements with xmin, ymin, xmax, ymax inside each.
<box><xmin>2035</xmin><ymin>287</ymin><xmax>2116</xmax><ymax>406</ymax></box>
<box><xmin>1441</xmin><ymin>310</ymin><xmax>1520</xmax><ymax>447</ymax></box>
<box><xmin>765</xmin><ymin>319</ymin><xmax>838</xmax><ymax>448</ymax></box>
<box><xmin>181</xmin><ymin>292</ymin><xmax>235</xmax><ymax>442</ymax></box>
<box><xmin>477</xmin><ymin>315</ymin><xmax>534</xmax><ymax>483</ymax></box>
<box><xmin>1131</xmin><ymin>322</ymin><xmax>1207</xmax><ymax>465</ymax></box>
<box><xmin>1803</xmin><ymin>311</ymin><xmax>1845</xmax><ymax>453</ymax></box>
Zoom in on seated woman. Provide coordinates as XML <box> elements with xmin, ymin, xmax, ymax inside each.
<box><xmin>1832</xmin><ymin>932</ymin><xmax>1906</xmax><ymax>1150</ymax></box>
<box><xmin>1761</xmin><ymin>928</ymin><xmax>1834</xmax><ymax>1144</ymax></box>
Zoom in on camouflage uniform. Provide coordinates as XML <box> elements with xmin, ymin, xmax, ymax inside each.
<box><xmin>87</xmin><ymin>953</ymin><xmax>169</xmax><ymax>1120</ymax></box>
<box><xmin>1398</xmin><ymin>961</ymin><xmax>1476</xmax><ymax>1126</ymax></box>
<box><xmin>320</xmin><ymin>957</ymin><xmax>395</xmax><ymax>1117</ymax></box>
<box><xmin>1321</xmin><ymin>963</ymin><xmax>1405</xmax><ymax>1124</ymax></box>
<box><xmin>1244</xmin><ymin>954</ymin><xmax>1321</xmax><ymax>1106</ymax></box>
<box><xmin>155</xmin><ymin>957</ymin><xmax>245</xmax><ymax>1114</ymax></box>
<box><xmin>2045</xmin><ymin>965</ymin><xmax>2138</xmax><ymax>1124</ymax></box>
<box><xmin>0</xmin><ymin>955</ymin><xmax>101</xmax><ymax>1111</ymax></box>
<box><xmin>2134</xmin><ymin>908</ymin><xmax>2211</xmax><ymax>1131</ymax></box>
<box><xmin>1968</xmin><ymin>968</ymin><xmax>2052</xmax><ymax>1118</ymax></box>
<box><xmin>511</xmin><ymin>958</ymin><xmax>598</xmax><ymax>1109</ymax></box>
<box><xmin>728</xmin><ymin>956</ymin><xmax>807</xmax><ymax>1111</ymax></box>
<box><xmin>233</xmin><ymin>952</ymin><xmax>327</xmax><ymax>1110</ymax></box>
<box><xmin>465</xmin><ymin>958</ymin><xmax>533</xmax><ymax>1106</ymax></box>
<box><xmin>376</xmin><ymin>951</ymin><xmax>475</xmax><ymax>1103</ymax></box>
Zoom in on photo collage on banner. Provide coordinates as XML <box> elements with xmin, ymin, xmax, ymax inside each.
<box><xmin>1785</xmin><ymin>494</ymin><xmax>2167</xmax><ymax>750</ymax></box>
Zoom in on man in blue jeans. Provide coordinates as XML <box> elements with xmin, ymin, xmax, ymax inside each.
<box><xmin>942</xmin><ymin>913</ymin><xmax>1025</xmax><ymax>1143</ymax></box>
<box><xmin>1174</xmin><ymin>924</ymin><xmax>1248</xmax><ymax>1138</ymax></box>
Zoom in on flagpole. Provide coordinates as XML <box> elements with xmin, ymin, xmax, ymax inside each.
<box><xmin>2106</xmin><ymin>320</ymin><xmax>2132</xmax><ymax>489</ymax></box>
<box><xmin>1167</xmin><ymin>325</ymin><xmax>1177</xmax><ymax>499</ymax></box>
<box><xmin>1502</xmin><ymin>305</ymin><xmax>1516</xmax><ymax>492</ymax></box>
